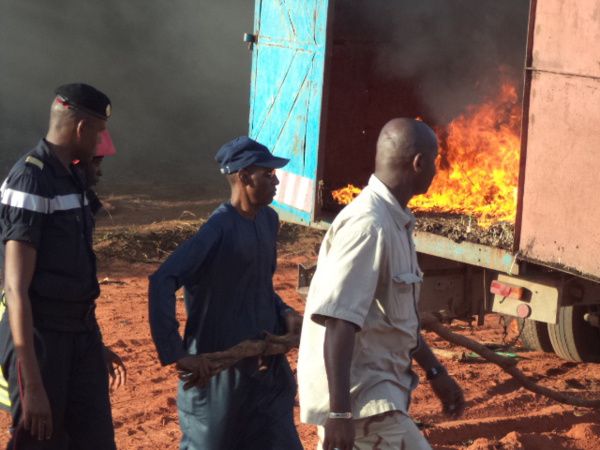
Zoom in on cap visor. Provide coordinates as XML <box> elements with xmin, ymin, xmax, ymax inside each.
<box><xmin>97</xmin><ymin>131</ymin><xmax>116</xmax><ymax>156</ymax></box>
<box><xmin>257</xmin><ymin>155</ymin><xmax>290</xmax><ymax>169</ymax></box>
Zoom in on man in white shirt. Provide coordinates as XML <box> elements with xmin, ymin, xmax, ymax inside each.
<box><xmin>298</xmin><ymin>118</ymin><xmax>465</xmax><ymax>450</ymax></box>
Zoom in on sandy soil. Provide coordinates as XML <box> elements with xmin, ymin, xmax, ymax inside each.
<box><xmin>1</xmin><ymin>195</ymin><xmax>600</xmax><ymax>449</ymax></box>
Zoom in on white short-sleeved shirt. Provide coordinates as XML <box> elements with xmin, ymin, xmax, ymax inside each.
<box><xmin>298</xmin><ymin>174</ymin><xmax>423</xmax><ymax>425</ymax></box>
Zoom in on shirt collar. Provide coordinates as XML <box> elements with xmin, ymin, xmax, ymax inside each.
<box><xmin>35</xmin><ymin>139</ymin><xmax>73</xmax><ymax>178</ymax></box>
<box><xmin>367</xmin><ymin>174</ymin><xmax>416</xmax><ymax>231</ymax></box>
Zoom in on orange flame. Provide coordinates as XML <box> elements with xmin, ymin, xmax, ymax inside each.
<box><xmin>332</xmin><ymin>80</ymin><xmax>521</xmax><ymax>229</ymax></box>
<box><xmin>332</xmin><ymin>184</ymin><xmax>362</xmax><ymax>204</ymax></box>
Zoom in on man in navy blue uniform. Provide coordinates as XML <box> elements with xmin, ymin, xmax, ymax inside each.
<box><xmin>149</xmin><ymin>137</ymin><xmax>304</xmax><ymax>450</ymax></box>
<box><xmin>0</xmin><ymin>83</ymin><xmax>126</xmax><ymax>449</ymax></box>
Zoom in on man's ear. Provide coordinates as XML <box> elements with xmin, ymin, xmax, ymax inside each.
<box><xmin>75</xmin><ymin>119</ymin><xmax>87</xmax><ymax>138</ymax></box>
<box><xmin>238</xmin><ymin>169</ymin><xmax>250</xmax><ymax>185</ymax></box>
<box><xmin>413</xmin><ymin>153</ymin><xmax>423</xmax><ymax>173</ymax></box>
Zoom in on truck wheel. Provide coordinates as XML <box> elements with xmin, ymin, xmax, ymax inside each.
<box><xmin>517</xmin><ymin>318</ymin><xmax>554</xmax><ymax>353</ymax></box>
<box><xmin>547</xmin><ymin>305</ymin><xmax>600</xmax><ymax>362</ymax></box>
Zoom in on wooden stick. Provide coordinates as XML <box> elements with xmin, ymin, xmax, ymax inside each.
<box><xmin>192</xmin><ymin>332</ymin><xmax>299</xmax><ymax>385</ymax></box>
<box><xmin>421</xmin><ymin>313</ymin><xmax>600</xmax><ymax>408</ymax></box>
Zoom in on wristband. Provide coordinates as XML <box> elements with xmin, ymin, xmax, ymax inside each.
<box><xmin>328</xmin><ymin>412</ymin><xmax>353</xmax><ymax>419</ymax></box>
<box><xmin>426</xmin><ymin>365</ymin><xmax>447</xmax><ymax>380</ymax></box>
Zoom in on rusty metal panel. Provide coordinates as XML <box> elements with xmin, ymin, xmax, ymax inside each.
<box><xmin>519</xmin><ymin>70</ymin><xmax>600</xmax><ymax>278</ymax></box>
<box><xmin>531</xmin><ymin>0</ymin><xmax>600</xmax><ymax>78</ymax></box>
<box><xmin>413</xmin><ymin>231</ymin><xmax>519</xmax><ymax>275</ymax></box>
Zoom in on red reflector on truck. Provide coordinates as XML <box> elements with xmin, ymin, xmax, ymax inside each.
<box><xmin>490</xmin><ymin>281</ymin><xmax>524</xmax><ymax>300</ymax></box>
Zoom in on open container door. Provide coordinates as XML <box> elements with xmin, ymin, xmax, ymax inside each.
<box><xmin>248</xmin><ymin>0</ymin><xmax>331</xmax><ymax>225</ymax></box>
<box><xmin>517</xmin><ymin>0</ymin><xmax>600</xmax><ymax>281</ymax></box>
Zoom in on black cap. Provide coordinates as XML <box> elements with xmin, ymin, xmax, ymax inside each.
<box><xmin>215</xmin><ymin>136</ymin><xmax>289</xmax><ymax>174</ymax></box>
<box><xmin>54</xmin><ymin>83</ymin><xmax>111</xmax><ymax>120</ymax></box>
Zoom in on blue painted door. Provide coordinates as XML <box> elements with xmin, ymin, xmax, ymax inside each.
<box><xmin>249</xmin><ymin>0</ymin><xmax>329</xmax><ymax>225</ymax></box>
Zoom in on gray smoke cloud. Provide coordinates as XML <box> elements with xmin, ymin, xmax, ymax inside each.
<box><xmin>1</xmin><ymin>1</ymin><xmax>531</xmax><ymax>201</ymax></box>
<box><xmin>0</xmin><ymin>0</ymin><xmax>255</xmax><ymax>198</ymax></box>
<box><xmin>337</xmin><ymin>0</ymin><xmax>530</xmax><ymax>125</ymax></box>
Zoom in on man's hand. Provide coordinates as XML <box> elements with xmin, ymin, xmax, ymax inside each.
<box><xmin>103</xmin><ymin>346</ymin><xmax>127</xmax><ymax>390</ymax></box>
<box><xmin>430</xmin><ymin>373</ymin><xmax>465</xmax><ymax>418</ymax></box>
<box><xmin>284</xmin><ymin>309</ymin><xmax>303</xmax><ymax>337</ymax></box>
<box><xmin>323</xmin><ymin>417</ymin><xmax>355</xmax><ymax>450</ymax></box>
<box><xmin>413</xmin><ymin>334</ymin><xmax>465</xmax><ymax>418</ymax></box>
<box><xmin>176</xmin><ymin>354</ymin><xmax>214</xmax><ymax>390</ymax></box>
<box><xmin>23</xmin><ymin>382</ymin><xmax>53</xmax><ymax>440</ymax></box>
<box><xmin>263</xmin><ymin>309</ymin><xmax>303</xmax><ymax>352</ymax></box>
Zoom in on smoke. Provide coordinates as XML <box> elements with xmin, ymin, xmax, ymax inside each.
<box><xmin>0</xmin><ymin>0</ymin><xmax>531</xmax><ymax>199</ymax></box>
<box><xmin>337</xmin><ymin>0</ymin><xmax>530</xmax><ymax>125</ymax></box>
<box><xmin>0</xmin><ymin>0</ymin><xmax>255</xmax><ymax>198</ymax></box>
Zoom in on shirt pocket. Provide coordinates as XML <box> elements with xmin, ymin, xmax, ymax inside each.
<box><xmin>383</xmin><ymin>271</ymin><xmax>423</xmax><ymax>323</ymax></box>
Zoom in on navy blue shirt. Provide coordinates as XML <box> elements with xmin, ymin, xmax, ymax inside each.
<box><xmin>148</xmin><ymin>202</ymin><xmax>291</xmax><ymax>366</ymax></box>
<box><xmin>0</xmin><ymin>139</ymin><xmax>99</xmax><ymax>307</ymax></box>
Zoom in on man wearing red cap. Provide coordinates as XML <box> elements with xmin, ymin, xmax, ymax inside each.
<box><xmin>0</xmin><ymin>83</ymin><xmax>125</xmax><ymax>449</ymax></box>
<box><xmin>87</xmin><ymin>130</ymin><xmax>116</xmax><ymax>186</ymax></box>
<box><xmin>149</xmin><ymin>136</ymin><xmax>304</xmax><ymax>449</ymax></box>
<box><xmin>78</xmin><ymin>130</ymin><xmax>117</xmax><ymax>215</ymax></box>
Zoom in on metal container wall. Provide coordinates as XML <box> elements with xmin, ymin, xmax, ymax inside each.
<box><xmin>249</xmin><ymin>0</ymin><xmax>600</xmax><ymax>280</ymax></box>
<box><xmin>518</xmin><ymin>0</ymin><xmax>600</xmax><ymax>279</ymax></box>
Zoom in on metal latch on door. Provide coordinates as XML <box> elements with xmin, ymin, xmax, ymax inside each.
<box><xmin>243</xmin><ymin>33</ymin><xmax>256</xmax><ymax>50</ymax></box>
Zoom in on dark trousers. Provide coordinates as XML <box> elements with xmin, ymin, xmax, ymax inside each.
<box><xmin>178</xmin><ymin>355</ymin><xmax>303</xmax><ymax>450</ymax></box>
<box><xmin>0</xmin><ymin>310</ymin><xmax>116</xmax><ymax>450</ymax></box>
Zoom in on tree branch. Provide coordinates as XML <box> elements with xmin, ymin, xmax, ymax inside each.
<box><xmin>421</xmin><ymin>313</ymin><xmax>600</xmax><ymax>408</ymax></box>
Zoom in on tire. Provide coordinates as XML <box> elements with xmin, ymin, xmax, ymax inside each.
<box><xmin>517</xmin><ymin>318</ymin><xmax>554</xmax><ymax>353</ymax></box>
<box><xmin>547</xmin><ymin>305</ymin><xmax>600</xmax><ymax>362</ymax></box>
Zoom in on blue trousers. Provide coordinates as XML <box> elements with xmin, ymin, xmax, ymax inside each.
<box><xmin>178</xmin><ymin>355</ymin><xmax>303</xmax><ymax>450</ymax></box>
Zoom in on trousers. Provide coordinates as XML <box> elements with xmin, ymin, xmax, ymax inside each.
<box><xmin>0</xmin><ymin>308</ymin><xmax>115</xmax><ymax>450</ymax></box>
<box><xmin>317</xmin><ymin>411</ymin><xmax>432</xmax><ymax>450</ymax></box>
<box><xmin>178</xmin><ymin>355</ymin><xmax>303</xmax><ymax>450</ymax></box>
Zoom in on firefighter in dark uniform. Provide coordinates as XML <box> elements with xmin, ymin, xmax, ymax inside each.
<box><xmin>0</xmin><ymin>83</ymin><xmax>126</xmax><ymax>449</ymax></box>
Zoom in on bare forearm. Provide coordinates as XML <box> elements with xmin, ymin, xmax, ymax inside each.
<box><xmin>324</xmin><ymin>318</ymin><xmax>357</xmax><ymax>412</ymax></box>
<box><xmin>6</xmin><ymin>296</ymin><xmax>43</xmax><ymax>386</ymax></box>
<box><xmin>4</xmin><ymin>241</ymin><xmax>44</xmax><ymax>388</ymax></box>
<box><xmin>413</xmin><ymin>333</ymin><xmax>442</xmax><ymax>371</ymax></box>
<box><xmin>414</xmin><ymin>333</ymin><xmax>466</xmax><ymax>418</ymax></box>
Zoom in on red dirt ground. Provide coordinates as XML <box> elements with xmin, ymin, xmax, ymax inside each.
<box><xmin>1</xmin><ymin>196</ymin><xmax>600</xmax><ymax>449</ymax></box>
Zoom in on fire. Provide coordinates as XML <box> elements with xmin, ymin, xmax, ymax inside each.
<box><xmin>332</xmin><ymin>184</ymin><xmax>361</xmax><ymax>204</ymax></box>
<box><xmin>332</xmin><ymin>79</ymin><xmax>521</xmax><ymax>229</ymax></box>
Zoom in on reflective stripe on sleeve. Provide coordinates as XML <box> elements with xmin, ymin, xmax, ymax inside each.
<box><xmin>1</xmin><ymin>187</ymin><xmax>88</xmax><ymax>213</ymax></box>
<box><xmin>1</xmin><ymin>186</ymin><xmax>50</xmax><ymax>213</ymax></box>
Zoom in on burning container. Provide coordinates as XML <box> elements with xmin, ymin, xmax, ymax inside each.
<box><xmin>247</xmin><ymin>0</ymin><xmax>600</xmax><ymax>361</ymax></box>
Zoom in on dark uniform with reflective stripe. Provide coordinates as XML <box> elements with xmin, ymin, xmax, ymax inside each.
<box><xmin>0</xmin><ymin>139</ymin><xmax>115</xmax><ymax>449</ymax></box>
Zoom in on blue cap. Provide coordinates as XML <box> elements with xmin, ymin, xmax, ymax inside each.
<box><xmin>215</xmin><ymin>136</ymin><xmax>289</xmax><ymax>174</ymax></box>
